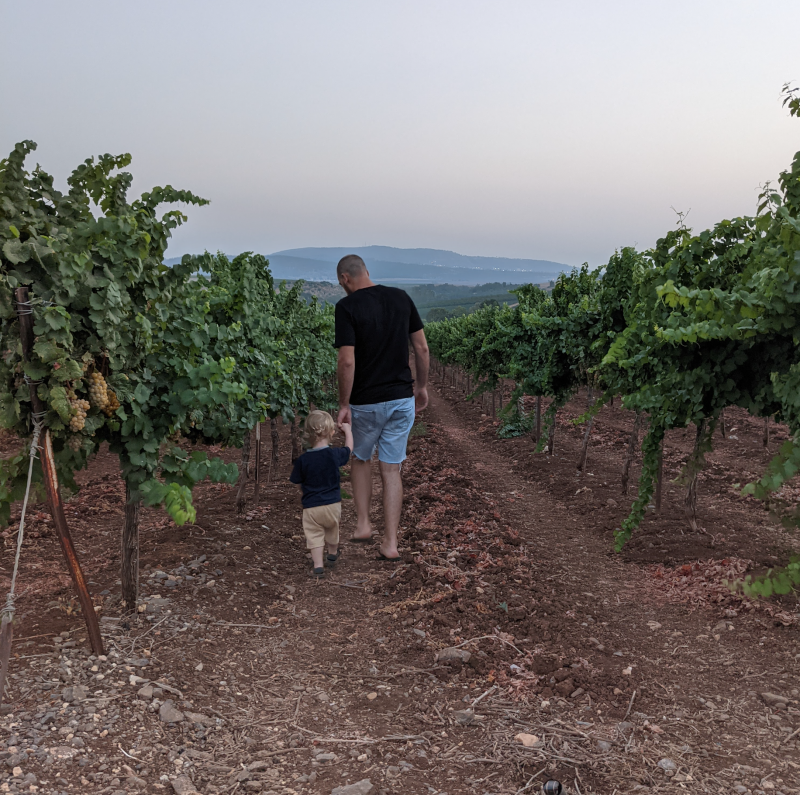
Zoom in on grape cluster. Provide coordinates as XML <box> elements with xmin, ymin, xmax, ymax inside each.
<box><xmin>88</xmin><ymin>371</ymin><xmax>109</xmax><ymax>409</ymax></box>
<box><xmin>66</xmin><ymin>435</ymin><xmax>82</xmax><ymax>452</ymax></box>
<box><xmin>67</xmin><ymin>392</ymin><xmax>90</xmax><ymax>432</ymax></box>
<box><xmin>103</xmin><ymin>389</ymin><xmax>121</xmax><ymax>417</ymax></box>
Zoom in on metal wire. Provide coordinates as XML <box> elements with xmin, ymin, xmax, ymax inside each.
<box><xmin>0</xmin><ymin>419</ymin><xmax>45</xmax><ymax>624</ymax></box>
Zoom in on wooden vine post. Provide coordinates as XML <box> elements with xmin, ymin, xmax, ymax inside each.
<box><xmin>15</xmin><ymin>287</ymin><xmax>104</xmax><ymax>655</ymax></box>
<box><xmin>121</xmin><ymin>484</ymin><xmax>141</xmax><ymax>612</ymax></box>
<box><xmin>576</xmin><ymin>386</ymin><xmax>595</xmax><ymax>473</ymax></box>
<box><xmin>621</xmin><ymin>412</ymin><xmax>643</xmax><ymax>495</ymax></box>
<box><xmin>290</xmin><ymin>414</ymin><xmax>302</xmax><ymax>461</ymax></box>
<box><xmin>535</xmin><ymin>396</ymin><xmax>542</xmax><ymax>442</ymax></box>
<box><xmin>655</xmin><ymin>449</ymin><xmax>664</xmax><ymax>511</ymax></box>
<box><xmin>252</xmin><ymin>421</ymin><xmax>262</xmax><ymax>507</ymax></box>
<box><xmin>235</xmin><ymin>432</ymin><xmax>251</xmax><ymax>514</ymax></box>
<box><xmin>684</xmin><ymin>421</ymin><xmax>707</xmax><ymax>530</ymax></box>
<box><xmin>270</xmin><ymin>418</ymin><xmax>280</xmax><ymax>478</ymax></box>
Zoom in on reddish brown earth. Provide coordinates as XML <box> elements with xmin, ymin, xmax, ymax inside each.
<box><xmin>1</xmin><ymin>367</ymin><xmax>800</xmax><ymax>795</ymax></box>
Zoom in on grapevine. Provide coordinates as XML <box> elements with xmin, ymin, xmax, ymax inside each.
<box><xmin>428</xmin><ymin>86</ymin><xmax>800</xmax><ymax>552</ymax></box>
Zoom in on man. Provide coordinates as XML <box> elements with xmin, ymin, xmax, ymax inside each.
<box><xmin>335</xmin><ymin>254</ymin><xmax>429</xmax><ymax>561</ymax></box>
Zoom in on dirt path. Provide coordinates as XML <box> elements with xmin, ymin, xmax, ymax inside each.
<box><xmin>0</xmin><ymin>374</ymin><xmax>799</xmax><ymax>795</ymax></box>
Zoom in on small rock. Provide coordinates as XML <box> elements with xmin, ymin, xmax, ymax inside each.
<box><xmin>435</xmin><ymin>647</ymin><xmax>471</xmax><ymax>664</ymax></box>
<box><xmin>452</xmin><ymin>710</ymin><xmax>474</xmax><ymax>725</ymax></box>
<box><xmin>137</xmin><ymin>685</ymin><xmax>154</xmax><ymax>700</ymax></box>
<box><xmin>185</xmin><ymin>712</ymin><xmax>214</xmax><ymax>726</ymax></box>
<box><xmin>50</xmin><ymin>746</ymin><xmax>79</xmax><ymax>760</ymax></box>
<box><xmin>596</xmin><ymin>740</ymin><xmax>612</xmax><ymax>753</ymax></box>
<box><xmin>316</xmin><ymin>692</ymin><xmax>330</xmax><ymax>703</ymax></box>
<box><xmin>606</xmin><ymin>498</ymin><xmax>618</xmax><ymax>507</ymax></box>
<box><xmin>315</xmin><ymin>753</ymin><xmax>337</xmax><ymax>762</ymax></box>
<box><xmin>171</xmin><ymin>775</ymin><xmax>202</xmax><ymax>795</ymax></box>
<box><xmin>331</xmin><ymin>778</ymin><xmax>374</xmax><ymax>795</ymax></box>
<box><xmin>386</xmin><ymin>766</ymin><xmax>401</xmax><ymax>777</ymax></box>
<box><xmin>760</xmin><ymin>693</ymin><xmax>788</xmax><ymax>707</ymax></box>
<box><xmin>657</xmin><ymin>758</ymin><xmax>678</xmax><ymax>773</ymax></box>
<box><xmin>712</xmin><ymin>620</ymin><xmax>734</xmax><ymax>634</ymax></box>
<box><xmin>570</xmin><ymin>688</ymin><xmax>585</xmax><ymax>698</ymax></box>
<box><xmin>159</xmin><ymin>700</ymin><xmax>185</xmax><ymax>724</ymax></box>
<box><xmin>622</xmin><ymin>667</ymin><xmax>633</xmax><ymax>676</ymax></box>
<box><xmin>126</xmin><ymin>658</ymin><xmax>150</xmax><ymax>668</ymax></box>
<box><xmin>412</xmin><ymin>628</ymin><xmax>426</xmax><ymax>639</ymax></box>
<box><xmin>61</xmin><ymin>685</ymin><xmax>88</xmax><ymax>703</ymax></box>
<box><xmin>514</xmin><ymin>733</ymin><xmax>539</xmax><ymax>747</ymax></box>
<box><xmin>366</xmin><ymin>692</ymin><xmax>378</xmax><ymax>701</ymax></box>
<box><xmin>247</xmin><ymin>761</ymin><xmax>271</xmax><ymax>771</ymax></box>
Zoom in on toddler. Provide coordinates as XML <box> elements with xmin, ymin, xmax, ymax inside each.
<box><xmin>289</xmin><ymin>410</ymin><xmax>353</xmax><ymax>577</ymax></box>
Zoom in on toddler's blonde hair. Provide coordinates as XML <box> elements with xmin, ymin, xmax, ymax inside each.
<box><xmin>303</xmin><ymin>410</ymin><xmax>336</xmax><ymax>447</ymax></box>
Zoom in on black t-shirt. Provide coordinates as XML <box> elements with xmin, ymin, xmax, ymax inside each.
<box><xmin>334</xmin><ymin>285</ymin><xmax>424</xmax><ymax>405</ymax></box>
<box><xmin>289</xmin><ymin>446</ymin><xmax>351</xmax><ymax>509</ymax></box>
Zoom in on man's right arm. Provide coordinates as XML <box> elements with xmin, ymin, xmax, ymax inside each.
<box><xmin>337</xmin><ymin>346</ymin><xmax>355</xmax><ymax>426</ymax></box>
<box><xmin>410</xmin><ymin>329</ymin><xmax>429</xmax><ymax>413</ymax></box>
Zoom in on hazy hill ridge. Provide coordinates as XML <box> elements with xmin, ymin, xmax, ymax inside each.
<box><xmin>166</xmin><ymin>246</ymin><xmax>571</xmax><ymax>285</ymax></box>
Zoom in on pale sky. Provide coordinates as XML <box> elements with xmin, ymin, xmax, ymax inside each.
<box><xmin>2</xmin><ymin>1</ymin><xmax>799</xmax><ymax>268</ymax></box>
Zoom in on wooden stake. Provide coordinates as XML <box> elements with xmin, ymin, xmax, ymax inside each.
<box><xmin>547</xmin><ymin>411</ymin><xmax>557</xmax><ymax>455</ymax></box>
<box><xmin>121</xmin><ymin>484</ymin><xmax>141</xmax><ymax>612</ymax></box>
<box><xmin>290</xmin><ymin>414</ymin><xmax>303</xmax><ymax>461</ymax></box>
<box><xmin>684</xmin><ymin>421</ymin><xmax>706</xmax><ymax>530</ymax></box>
<box><xmin>15</xmin><ymin>288</ymin><xmax>103</xmax><ymax>655</ymax></box>
<box><xmin>253</xmin><ymin>422</ymin><xmax>262</xmax><ymax>508</ymax></box>
<box><xmin>621</xmin><ymin>412</ymin><xmax>642</xmax><ymax>495</ymax></box>
<box><xmin>655</xmin><ymin>448</ymin><xmax>664</xmax><ymax>511</ymax></box>
<box><xmin>535</xmin><ymin>396</ymin><xmax>542</xmax><ymax>442</ymax></box>
<box><xmin>235</xmin><ymin>431</ymin><xmax>251</xmax><ymax>514</ymax></box>
<box><xmin>270</xmin><ymin>417</ymin><xmax>280</xmax><ymax>480</ymax></box>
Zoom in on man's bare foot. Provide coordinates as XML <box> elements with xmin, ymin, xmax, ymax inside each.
<box><xmin>378</xmin><ymin>544</ymin><xmax>400</xmax><ymax>560</ymax></box>
<box><xmin>351</xmin><ymin>520</ymin><xmax>373</xmax><ymax>542</ymax></box>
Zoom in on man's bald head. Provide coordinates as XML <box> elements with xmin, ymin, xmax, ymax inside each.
<box><xmin>337</xmin><ymin>254</ymin><xmax>367</xmax><ymax>278</ymax></box>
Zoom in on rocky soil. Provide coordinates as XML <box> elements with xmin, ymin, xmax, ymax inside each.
<box><xmin>1</xmin><ymin>371</ymin><xmax>799</xmax><ymax>795</ymax></box>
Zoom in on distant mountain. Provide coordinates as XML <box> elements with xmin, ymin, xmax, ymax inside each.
<box><xmin>267</xmin><ymin>246</ymin><xmax>571</xmax><ymax>285</ymax></box>
<box><xmin>165</xmin><ymin>246</ymin><xmax>572</xmax><ymax>285</ymax></box>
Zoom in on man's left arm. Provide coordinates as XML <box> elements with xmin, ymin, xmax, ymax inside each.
<box><xmin>410</xmin><ymin>329</ymin><xmax>429</xmax><ymax>413</ymax></box>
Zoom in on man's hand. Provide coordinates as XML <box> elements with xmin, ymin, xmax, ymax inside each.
<box><xmin>337</xmin><ymin>405</ymin><xmax>352</xmax><ymax>426</ymax></box>
<box><xmin>414</xmin><ymin>386</ymin><xmax>429</xmax><ymax>414</ymax></box>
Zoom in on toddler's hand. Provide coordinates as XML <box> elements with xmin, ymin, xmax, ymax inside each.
<box><xmin>338</xmin><ymin>421</ymin><xmax>351</xmax><ymax>432</ymax></box>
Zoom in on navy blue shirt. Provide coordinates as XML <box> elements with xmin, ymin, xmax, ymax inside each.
<box><xmin>289</xmin><ymin>446</ymin><xmax>351</xmax><ymax>508</ymax></box>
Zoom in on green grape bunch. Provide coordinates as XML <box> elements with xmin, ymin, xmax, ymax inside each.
<box><xmin>67</xmin><ymin>392</ymin><xmax>90</xmax><ymax>432</ymax></box>
<box><xmin>87</xmin><ymin>371</ymin><xmax>109</xmax><ymax>410</ymax></box>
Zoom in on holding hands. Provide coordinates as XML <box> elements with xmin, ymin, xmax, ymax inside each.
<box><xmin>337</xmin><ymin>416</ymin><xmax>354</xmax><ymax>450</ymax></box>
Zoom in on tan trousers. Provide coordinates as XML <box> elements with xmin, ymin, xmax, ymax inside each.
<box><xmin>302</xmin><ymin>502</ymin><xmax>341</xmax><ymax>549</ymax></box>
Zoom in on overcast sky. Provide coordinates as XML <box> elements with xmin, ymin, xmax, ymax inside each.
<box><xmin>2</xmin><ymin>1</ymin><xmax>799</xmax><ymax>267</ymax></box>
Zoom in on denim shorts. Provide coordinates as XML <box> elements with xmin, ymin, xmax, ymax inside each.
<box><xmin>350</xmin><ymin>397</ymin><xmax>416</xmax><ymax>464</ymax></box>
